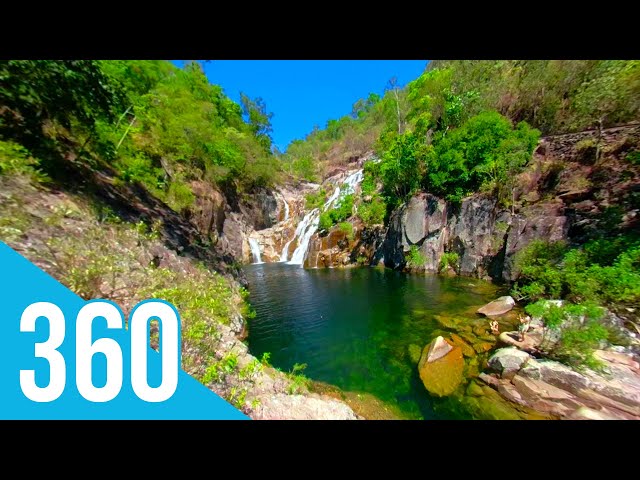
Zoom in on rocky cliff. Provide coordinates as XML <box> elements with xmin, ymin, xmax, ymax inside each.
<box><xmin>380</xmin><ymin>124</ymin><xmax>640</xmax><ymax>281</ymax></box>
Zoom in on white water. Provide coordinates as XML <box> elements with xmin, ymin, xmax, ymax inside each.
<box><xmin>279</xmin><ymin>238</ymin><xmax>294</xmax><ymax>262</ymax></box>
<box><xmin>249</xmin><ymin>238</ymin><xmax>263</xmax><ymax>264</ymax></box>
<box><xmin>287</xmin><ymin>168</ymin><xmax>364</xmax><ymax>266</ymax></box>
<box><xmin>282</xmin><ymin>196</ymin><xmax>290</xmax><ymax>221</ymax></box>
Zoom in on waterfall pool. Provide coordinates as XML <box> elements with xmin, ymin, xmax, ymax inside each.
<box><xmin>244</xmin><ymin>262</ymin><xmax>528</xmax><ymax>420</ymax></box>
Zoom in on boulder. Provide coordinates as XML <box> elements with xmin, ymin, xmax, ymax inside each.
<box><xmin>424</xmin><ymin>336</ymin><xmax>453</xmax><ymax>363</ymax></box>
<box><xmin>418</xmin><ymin>338</ymin><xmax>464</xmax><ymax>397</ymax></box>
<box><xmin>477</xmin><ymin>296</ymin><xmax>516</xmax><ymax>316</ymax></box>
<box><xmin>519</xmin><ymin>358</ymin><xmax>591</xmax><ymax>394</ymax></box>
<box><xmin>488</xmin><ymin>348</ymin><xmax>532</xmax><ymax>379</ymax></box>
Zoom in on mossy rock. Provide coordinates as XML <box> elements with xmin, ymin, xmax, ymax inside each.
<box><xmin>408</xmin><ymin>344</ymin><xmax>422</xmax><ymax>365</ymax></box>
<box><xmin>479</xmin><ymin>334</ymin><xmax>498</xmax><ymax>343</ymax></box>
<box><xmin>472</xmin><ymin>341</ymin><xmax>494</xmax><ymax>354</ymax></box>
<box><xmin>473</xmin><ymin>325</ymin><xmax>488</xmax><ymax>337</ymax></box>
<box><xmin>433</xmin><ymin>315</ymin><xmax>460</xmax><ymax>330</ymax></box>
<box><xmin>464</xmin><ymin>357</ymin><xmax>481</xmax><ymax>378</ymax></box>
<box><xmin>418</xmin><ymin>340</ymin><xmax>464</xmax><ymax>397</ymax></box>
<box><xmin>449</xmin><ymin>333</ymin><xmax>476</xmax><ymax>358</ymax></box>
<box><xmin>465</xmin><ymin>380</ymin><xmax>485</xmax><ymax>397</ymax></box>
<box><xmin>459</xmin><ymin>331</ymin><xmax>479</xmax><ymax>345</ymax></box>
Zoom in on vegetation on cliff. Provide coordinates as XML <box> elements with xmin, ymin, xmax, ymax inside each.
<box><xmin>1</xmin><ymin>60</ymin><xmax>282</xmax><ymax>214</ymax></box>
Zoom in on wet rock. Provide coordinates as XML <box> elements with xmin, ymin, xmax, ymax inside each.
<box><xmin>449</xmin><ymin>333</ymin><xmax>476</xmax><ymax>358</ymax></box>
<box><xmin>418</xmin><ymin>338</ymin><xmax>464</xmax><ymax>397</ymax></box>
<box><xmin>477</xmin><ymin>296</ymin><xmax>516</xmax><ymax>316</ymax></box>
<box><xmin>472</xmin><ymin>341</ymin><xmax>494</xmax><ymax>354</ymax></box>
<box><xmin>488</xmin><ymin>348</ymin><xmax>532</xmax><ymax>380</ymax></box>
<box><xmin>466</xmin><ymin>381</ymin><xmax>485</xmax><ymax>397</ymax></box>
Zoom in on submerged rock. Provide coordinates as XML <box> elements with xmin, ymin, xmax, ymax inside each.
<box><xmin>477</xmin><ymin>296</ymin><xmax>516</xmax><ymax>316</ymax></box>
<box><xmin>408</xmin><ymin>344</ymin><xmax>423</xmax><ymax>364</ymax></box>
<box><xmin>418</xmin><ymin>337</ymin><xmax>464</xmax><ymax>397</ymax></box>
<box><xmin>449</xmin><ymin>333</ymin><xmax>476</xmax><ymax>358</ymax></box>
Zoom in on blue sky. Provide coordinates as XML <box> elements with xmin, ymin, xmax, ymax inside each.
<box><xmin>172</xmin><ymin>60</ymin><xmax>428</xmax><ymax>152</ymax></box>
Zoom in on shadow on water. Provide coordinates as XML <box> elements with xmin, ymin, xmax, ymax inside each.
<box><xmin>244</xmin><ymin>262</ymin><xmax>505</xmax><ymax>419</ymax></box>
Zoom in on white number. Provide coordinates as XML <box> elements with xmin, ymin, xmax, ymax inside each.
<box><xmin>19</xmin><ymin>302</ymin><xmax>66</xmax><ymax>402</ymax></box>
<box><xmin>130</xmin><ymin>302</ymin><xmax>179</xmax><ymax>402</ymax></box>
<box><xmin>20</xmin><ymin>300</ymin><xmax>179</xmax><ymax>403</ymax></box>
<box><xmin>75</xmin><ymin>302</ymin><xmax>123</xmax><ymax>402</ymax></box>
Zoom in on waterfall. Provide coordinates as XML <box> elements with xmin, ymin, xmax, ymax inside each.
<box><xmin>287</xmin><ymin>209</ymin><xmax>320</xmax><ymax>265</ymax></box>
<box><xmin>286</xmin><ymin>168</ymin><xmax>364</xmax><ymax>267</ymax></box>
<box><xmin>249</xmin><ymin>238</ymin><xmax>263</xmax><ymax>264</ymax></box>
<box><xmin>282</xmin><ymin>196</ymin><xmax>290</xmax><ymax>221</ymax></box>
<box><xmin>279</xmin><ymin>238</ymin><xmax>294</xmax><ymax>262</ymax></box>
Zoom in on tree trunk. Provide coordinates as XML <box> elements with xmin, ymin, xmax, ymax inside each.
<box><xmin>116</xmin><ymin>116</ymin><xmax>136</xmax><ymax>152</ymax></box>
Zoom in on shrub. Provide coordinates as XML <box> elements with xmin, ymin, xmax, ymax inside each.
<box><xmin>407</xmin><ymin>245</ymin><xmax>426</xmax><ymax>268</ymax></box>
<box><xmin>305</xmin><ymin>188</ymin><xmax>327</xmax><ymax>210</ymax></box>
<box><xmin>318</xmin><ymin>194</ymin><xmax>355</xmax><ymax>232</ymax></box>
<box><xmin>439</xmin><ymin>252</ymin><xmax>459</xmax><ymax>272</ymax></box>
<box><xmin>524</xmin><ymin>300</ymin><xmax>608</xmax><ymax>368</ymax></box>
<box><xmin>337</xmin><ymin>221</ymin><xmax>354</xmax><ymax>240</ymax></box>
<box><xmin>512</xmin><ymin>237</ymin><xmax>640</xmax><ymax>308</ymax></box>
<box><xmin>0</xmin><ymin>140</ymin><xmax>48</xmax><ymax>182</ymax></box>
<box><xmin>357</xmin><ymin>194</ymin><xmax>386</xmax><ymax>226</ymax></box>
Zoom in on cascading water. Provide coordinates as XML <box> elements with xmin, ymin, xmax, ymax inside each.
<box><xmin>279</xmin><ymin>238</ymin><xmax>294</xmax><ymax>262</ymax></box>
<box><xmin>282</xmin><ymin>196</ymin><xmax>290</xmax><ymax>221</ymax></box>
<box><xmin>249</xmin><ymin>238</ymin><xmax>263</xmax><ymax>264</ymax></box>
<box><xmin>286</xmin><ymin>209</ymin><xmax>319</xmax><ymax>265</ymax></box>
<box><xmin>286</xmin><ymin>168</ymin><xmax>363</xmax><ymax>266</ymax></box>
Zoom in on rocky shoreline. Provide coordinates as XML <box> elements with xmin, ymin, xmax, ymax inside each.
<box><xmin>415</xmin><ymin>294</ymin><xmax>640</xmax><ymax>420</ymax></box>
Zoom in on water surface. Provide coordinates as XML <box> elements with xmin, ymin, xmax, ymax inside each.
<box><xmin>245</xmin><ymin>263</ymin><xmax>505</xmax><ymax>419</ymax></box>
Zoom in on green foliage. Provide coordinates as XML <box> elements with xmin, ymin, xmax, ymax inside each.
<box><xmin>286</xmin><ymin>363</ymin><xmax>310</xmax><ymax>395</ymax></box>
<box><xmin>337</xmin><ymin>221</ymin><xmax>354</xmax><ymax>240</ymax></box>
<box><xmin>357</xmin><ymin>194</ymin><xmax>387</xmax><ymax>226</ymax></box>
<box><xmin>305</xmin><ymin>188</ymin><xmax>327</xmax><ymax>210</ymax></box>
<box><xmin>512</xmin><ymin>238</ymin><xmax>640</xmax><ymax>307</ymax></box>
<box><xmin>0</xmin><ymin>140</ymin><xmax>48</xmax><ymax>182</ymax></box>
<box><xmin>259</xmin><ymin>352</ymin><xmax>272</xmax><ymax>367</ymax></box>
<box><xmin>626</xmin><ymin>150</ymin><xmax>640</xmax><ymax>165</ymax></box>
<box><xmin>512</xmin><ymin>240</ymin><xmax>568</xmax><ymax>300</ymax></box>
<box><xmin>0</xmin><ymin>60</ymin><xmax>124</xmax><ymax>146</ymax></box>
<box><xmin>439</xmin><ymin>252</ymin><xmax>459</xmax><ymax>272</ymax></box>
<box><xmin>524</xmin><ymin>300</ymin><xmax>608</xmax><ymax>368</ymax></box>
<box><xmin>1</xmin><ymin>60</ymin><xmax>282</xmax><ymax>213</ymax></box>
<box><xmin>379</xmin><ymin>131</ymin><xmax>428</xmax><ymax>206</ymax></box>
<box><xmin>318</xmin><ymin>194</ymin><xmax>354</xmax><ymax>232</ymax></box>
<box><xmin>407</xmin><ymin>245</ymin><xmax>426</xmax><ymax>268</ymax></box>
<box><xmin>425</xmin><ymin>112</ymin><xmax>540</xmax><ymax>204</ymax></box>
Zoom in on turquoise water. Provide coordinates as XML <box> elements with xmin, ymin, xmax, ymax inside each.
<box><xmin>245</xmin><ymin>263</ymin><xmax>506</xmax><ymax>419</ymax></box>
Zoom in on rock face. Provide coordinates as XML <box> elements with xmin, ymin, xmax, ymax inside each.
<box><xmin>382</xmin><ymin>193</ymin><xmax>448</xmax><ymax>271</ymax></box>
<box><xmin>418</xmin><ymin>337</ymin><xmax>465</xmax><ymax>397</ymax></box>
<box><xmin>477</xmin><ymin>296</ymin><xmax>516</xmax><ymax>316</ymax></box>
